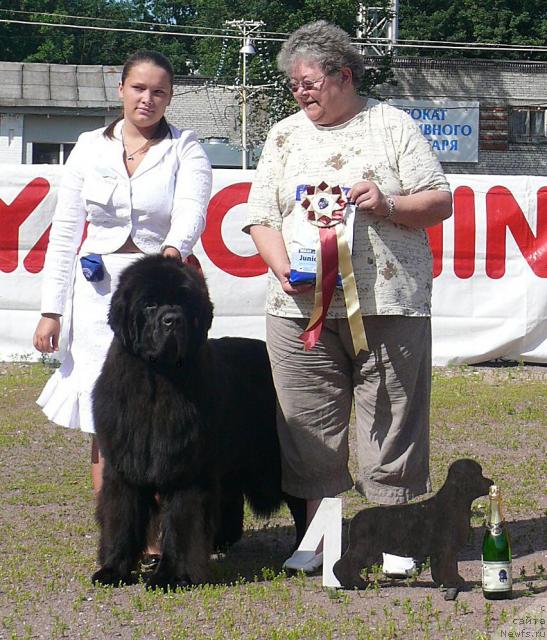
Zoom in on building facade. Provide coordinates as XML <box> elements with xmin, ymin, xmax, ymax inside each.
<box><xmin>0</xmin><ymin>61</ymin><xmax>241</xmax><ymax>167</ymax></box>
<box><xmin>378</xmin><ymin>57</ymin><xmax>547</xmax><ymax>175</ymax></box>
<box><xmin>0</xmin><ymin>61</ymin><xmax>119</xmax><ymax>165</ymax></box>
<box><xmin>1</xmin><ymin>58</ymin><xmax>546</xmax><ymax>174</ymax></box>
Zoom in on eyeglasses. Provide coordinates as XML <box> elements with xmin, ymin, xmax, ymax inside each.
<box><xmin>286</xmin><ymin>74</ymin><xmax>327</xmax><ymax>93</ymax></box>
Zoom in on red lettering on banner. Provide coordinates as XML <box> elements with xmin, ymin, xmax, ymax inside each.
<box><xmin>486</xmin><ymin>186</ymin><xmax>547</xmax><ymax>278</ymax></box>
<box><xmin>24</xmin><ymin>227</ymin><xmax>50</xmax><ymax>274</ymax></box>
<box><xmin>454</xmin><ymin>186</ymin><xmax>476</xmax><ymax>278</ymax></box>
<box><xmin>426</xmin><ymin>223</ymin><xmax>443</xmax><ymax>277</ymax></box>
<box><xmin>427</xmin><ymin>187</ymin><xmax>478</xmax><ymax>279</ymax></box>
<box><xmin>2</xmin><ymin>177</ymin><xmax>546</xmax><ymax>281</ymax></box>
<box><xmin>201</xmin><ymin>182</ymin><xmax>268</xmax><ymax>278</ymax></box>
<box><xmin>0</xmin><ymin>178</ymin><xmax>50</xmax><ymax>273</ymax></box>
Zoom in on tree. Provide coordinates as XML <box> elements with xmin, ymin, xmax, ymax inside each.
<box><xmin>397</xmin><ymin>0</ymin><xmax>547</xmax><ymax>60</ymax></box>
<box><xmin>0</xmin><ymin>0</ymin><xmax>193</xmax><ymax>69</ymax></box>
<box><xmin>187</xmin><ymin>0</ymin><xmax>393</xmax><ymax>128</ymax></box>
<box><xmin>189</xmin><ymin>0</ymin><xmax>362</xmax><ymax>79</ymax></box>
<box><xmin>0</xmin><ymin>0</ymin><xmax>395</xmax><ymax>142</ymax></box>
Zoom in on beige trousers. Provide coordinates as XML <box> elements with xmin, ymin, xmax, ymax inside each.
<box><xmin>266</xmin><ymin>314</ymin><xmax>432</xmax><ymax>505</ymax></box>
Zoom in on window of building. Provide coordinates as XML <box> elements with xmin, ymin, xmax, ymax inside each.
<box><xmin>31</xmin><ymin>142</ymin><xmax>75</xmax><ymax>164</ymax></box>
<box><xmin>509</xmin><ymin>107</ymin><xmax>546</xmax><ymax>143</ymax></box>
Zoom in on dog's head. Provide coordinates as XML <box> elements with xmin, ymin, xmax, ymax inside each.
<box><xmin>446</xmin><ymin>458</ymin><xmax>493</xmax><ymax>500</ymax></box>
<box><xmin>108</xmin><ymin>255</ymin><xmax>213</xmax><ymax>365</ymax></box>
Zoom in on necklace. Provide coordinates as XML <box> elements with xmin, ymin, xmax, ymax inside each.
<box><xmin>121</xmin><ymin>130</ymin><xmax>150</xmax><ymax>161</ymax></box>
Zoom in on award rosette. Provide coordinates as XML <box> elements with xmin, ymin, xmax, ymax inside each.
<box><xmin>291</xmin><ymin>182</ymin><xmax>368</xmax><ymax>355</ymax></box>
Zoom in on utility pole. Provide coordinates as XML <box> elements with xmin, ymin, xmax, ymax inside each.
<box><xmin>357</xmin><ymin>0</ymin><xmax>399</xmax><ymax>55</ymax></box>
<box><xmin>225</xmin><ymin>19</ymin><xmax>265</xmax><ymax>169</ymax></box>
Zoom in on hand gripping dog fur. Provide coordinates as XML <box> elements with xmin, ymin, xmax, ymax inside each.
<box><xmin>333</xmin><ymin>459</ymin><xmax>493</xmax><ymax>600</ymax></box>
<box><xmin>91</xmin><ymin>255</ymin><xmax>305</xmax><ymax>590</ymax></box>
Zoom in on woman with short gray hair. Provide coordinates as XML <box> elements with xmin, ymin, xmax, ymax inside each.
<box><xmin>245</xmin><ymin>20</ymin><xmax>452</xmax><ymax>576</ymax></box>
<box><xmin>277</xmin><ymin>20</ymin><xmax>365</xmax><ymax>88</ymax></box>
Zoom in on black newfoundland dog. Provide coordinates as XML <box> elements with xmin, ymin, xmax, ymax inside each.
<box><xmin>91</xmin><ymin>255</ymin><xmax>305</xmax><ymax>590</ymax></box>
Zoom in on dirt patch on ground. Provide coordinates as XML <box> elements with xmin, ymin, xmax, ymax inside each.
<box><xmin>0</xmin><ymin>362</ymin><xmax>545</xmax><ymax>640</ymax></box>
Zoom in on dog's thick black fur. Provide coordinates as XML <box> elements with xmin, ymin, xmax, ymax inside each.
<box><xmin>333</xmin><ymin>459</ymin><xmax>493</xmax><ymax>599</ymax></box>
<box><xmin>91</xmin><ymin>255</ymin><xmax>305</xmax><ymax>590</ymax></box>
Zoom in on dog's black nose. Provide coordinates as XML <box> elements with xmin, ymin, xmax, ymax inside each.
<box><xmin>161</xmin><ymin>312</ymin><xmax>179</xmax><ymax>328</ymax></box>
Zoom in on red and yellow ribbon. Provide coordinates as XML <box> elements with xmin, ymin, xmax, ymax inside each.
<box><xmin>299</xmin><ymin>182</ymin><xmax>368</xmax><ymax>355</ymax></box>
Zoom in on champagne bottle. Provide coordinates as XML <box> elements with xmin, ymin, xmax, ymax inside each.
<box><xmin>482</xmin><ymin>485</ymin><xmax>512</xmax><ymax>600</ymax></box>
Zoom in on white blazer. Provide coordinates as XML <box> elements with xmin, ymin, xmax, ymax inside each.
<box><xmin>41</xmin><ymin>120</ymin><xmax>212</xmax><ymax>315</ymax></box>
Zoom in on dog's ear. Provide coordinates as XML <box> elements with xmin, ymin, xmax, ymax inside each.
<box><xmin>448</xmin><ymin>458</ymin><xmax>474</xmax><ymax>476</ymax></box>
<box><xmin>108</xmin><ymin>284</ymin><xmax>139</xmax><ymax>349</ymax></box>
<box><xmin>108</xmin><ymin>287</ymin><xmax>125</xmax><ymax>336</ymax></box>
<box><xmin>448</xmin><ymin>459</ymin><xmax>492</xmax><ymax>497</ymax></box>
<box><xmin>191</xmin><ymin>275</ymin><xmax>214</xmax><ymax>346</ymax></box>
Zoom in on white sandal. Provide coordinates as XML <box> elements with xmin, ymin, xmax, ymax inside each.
<box><xmin>283</xmin><ymin>550</ymin><xmax>323</xmax><ymax>574</ymax></box>
<box><xmin>382</xmin><ymin>553</ymin><xmax>417</xmax><ymax>578</ymax></box>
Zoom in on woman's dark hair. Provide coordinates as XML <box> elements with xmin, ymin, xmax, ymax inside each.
<box><xmin>103</xmin><ymin>50</ymin><xmax>174</xmax><ymax>141</ymax></box>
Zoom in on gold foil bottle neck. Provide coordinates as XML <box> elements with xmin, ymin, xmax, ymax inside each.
<box><xmin>487</xmin><ymin>485</ymin><xmax>504</xmax><ymax>527</ymax></box>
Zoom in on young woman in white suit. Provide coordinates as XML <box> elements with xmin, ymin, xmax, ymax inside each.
<box><xmin>33</xmin><ymin>51</ymin><xmax>212</xmax><ymax>544</ymax></box>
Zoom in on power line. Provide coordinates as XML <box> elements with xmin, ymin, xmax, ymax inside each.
<box><xmin>0</xmin><ymin>8</ymin><xmax>290</xmax><ymax>38</ymax></box>
<box><xmin>0</xmin><ymin>18</ymin><xmax>267</xmax><ymax>42</ymax></box>
<box><xmin>1</xmin><ymin>16</ymin><xmax>547</xmax><ymax>56</ymax></box>
<box><xmin>0</xmin><ymin>8</ymin><xmax>245</xmax><ymax>37</ymax></box>
<box><xmin>364</xmin><ymin>37</ymin><xmax>547</xmax><ymax>54</ymax></box>
<box><xmin>396</xmin><ymin>36</ymin><xmax>547</xmax><ymax>50</ymax></box>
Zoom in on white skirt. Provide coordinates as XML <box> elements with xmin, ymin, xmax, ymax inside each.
<box><xmin>37</xmin><ymin>253</ymin><xmax>144</xmax><ymax>433</ymax></box>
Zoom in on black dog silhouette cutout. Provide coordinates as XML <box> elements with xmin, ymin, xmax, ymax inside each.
<box><xmin>333</xmin><ymin>459</ymin><xmax>493</xmax><ymax>600</ymax></box>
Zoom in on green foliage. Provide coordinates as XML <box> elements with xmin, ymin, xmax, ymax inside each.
<box><xmin>2</xmin><ymin>0</ymin><xmax>545</xmax><ymax>70</ymax></box>
<box><xmin>187</xmin><ymin>1</ymin><xmax>393</xmax><ymax>132</ymax></box>
<box><xmin>398</xmin><ymin>0</ymin><xmax>547</xmax><ymax>60</ymax></box>
<box><xmin>0</xmin><ymin>0</ymin><xmax>396</xmax><ymax>142</ymax></box>
<box><xmin>0</xmin><ymin>0</ymin><xmax>395</xmax><ymax>132</ymax></box>
<box><xmin>0</xmin><ymin>0</ymin><xmax>193</xmax><ymax>70</ymax></box>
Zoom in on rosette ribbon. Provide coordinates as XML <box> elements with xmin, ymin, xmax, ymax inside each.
<box><xmin>299</xmin><ymin>182</ymin><xmax>368</xmax><ymax>355</ymax></box>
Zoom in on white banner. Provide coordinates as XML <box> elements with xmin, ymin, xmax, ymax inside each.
<box><xmin>389</xmin><ymin>99</ymin><xmax>480</xmax><ymax>163</ymax></box>
<box><xmin>0</xmin><ymin>166</ymin><xmax>545</xmax><ymax>365</ymax></box>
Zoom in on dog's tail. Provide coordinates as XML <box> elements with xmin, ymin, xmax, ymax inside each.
<box><xmin>242</xmin><ymin>459</ymin><xmax>284</xmax><ymax>517</ymax></box>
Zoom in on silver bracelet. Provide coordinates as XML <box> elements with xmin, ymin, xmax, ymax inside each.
<box><xmin>385</xmin><ymin>196</ymin><xmax>396</xmax><ymax>220</ymax></box>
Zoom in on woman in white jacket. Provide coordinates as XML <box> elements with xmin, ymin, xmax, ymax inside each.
<box><xmin>33</xmin><ymin>50</ymin><xmax>212</xmax><ymax>510</ymax></box>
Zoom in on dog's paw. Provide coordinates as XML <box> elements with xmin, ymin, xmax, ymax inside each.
<box><xmin>340</xmin><ymin>575</ymin><xmax>368</xmax><ymax>590</ymax></box>
<box><xmin>333</xmin><ymin>561</ymin><xmax>368</xmax><ymax>590</ymax></box>
<box><xmin>444</xmin><ymin>587</ymin><xmax>461</xmax><ymax>601</ymax></box>
<box><xmin>92</xmin><ymin>566</ymin><xmax>134</xmax><ymax>587</ymax></box>
<box><xmin>144</xmin><ymin>572</ymin><xmax>193</xmax><ymax>592</ymax></box>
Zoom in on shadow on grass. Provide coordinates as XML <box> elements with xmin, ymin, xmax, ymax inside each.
<box><xmin>459</xmin><ymin>517</ymin><xmax>547</xmax><ymax>560</ymax></box>
<box><xmin>474</xmin><ymin>359</ymin><xmax>546</xmax><ymax>369</ymax></box>
<box><xmin>210</xmin><ymin>523</ymin><xmax>298</xmax><ymax>584</ymax></box>
<box><xmin>208</xmin><ymin>516</ymin><xmax>546</xmax><ymax>588</ymax></box>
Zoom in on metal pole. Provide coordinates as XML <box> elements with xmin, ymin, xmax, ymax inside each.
<box><xmin>389</xmin><ymin>0</ymin><xmax>399</xmax><ymax>50</ymax></box>
<box><xmin>225</xmin><ymin>19</ymin><xmax>263</xmax><ymax>169</ymax></box>
<box><xmin>241</xmin><ymin>25</ymin><xmax>248</xmax><ymax>170</ymax></box>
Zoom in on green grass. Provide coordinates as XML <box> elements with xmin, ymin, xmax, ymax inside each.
<box><xmin>429</xmin><ymin>369</ymin><xmax>546</xmax><ymax>515</ymax></box>
<box><xmin>0</xmin><ymin>362</ymin><xmax>545</xmax><ymax>640</ymax></box>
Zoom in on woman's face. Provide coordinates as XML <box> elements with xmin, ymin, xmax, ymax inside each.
<box><xmin>118</xmin><ymin>62</ymin><xmax>173</xmax><ymax>130</ymax></box>
<box><xmin>288</xmin><ymin>59</ymin><xmax>354</xmax><ymax>127</ymax></box>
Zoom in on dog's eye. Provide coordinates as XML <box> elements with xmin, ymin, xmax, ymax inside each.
<box><xmin>144</xmin><ymin>303</ymin><xmax>158</xmax><ymax>314</ymax></box>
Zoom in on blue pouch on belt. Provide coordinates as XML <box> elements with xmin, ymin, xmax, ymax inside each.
<box><xmin>80</xmin><ymin>253</ymin><xmax>104</xmax><ymax>282</ymax></box>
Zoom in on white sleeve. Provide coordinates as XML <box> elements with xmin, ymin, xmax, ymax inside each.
<box><xmin>244</xmin><ymin>125</ymin><xmax>285</xmax><ymax>233</ymax></box>
<box><xmin>161</xmin><ymin>132</ymin><xmax>212</xmax><ymax>258</ymax></box>
<box><xmin>40</xmin><ymin>134</ymin><xmax>88</xmax><ymax>315</ymax></box>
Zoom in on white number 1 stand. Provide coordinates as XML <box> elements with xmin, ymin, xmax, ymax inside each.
<box><xmin>293</xmin><ymin>497</ymin><xmax>342</xmax><ymax>588</ymax></box>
